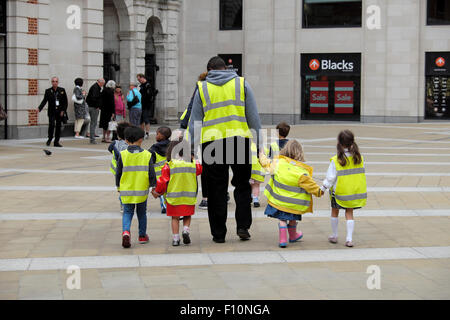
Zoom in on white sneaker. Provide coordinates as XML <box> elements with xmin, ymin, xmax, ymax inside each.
<box><xmin>74</xmin><ymin>135</ymin><xmax>84</xmax><ymax>139</ymax></box>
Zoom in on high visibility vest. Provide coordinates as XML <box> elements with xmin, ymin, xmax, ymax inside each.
<box><xmin>153</xmin><ymin>152</ymin><xmax>166</xmax><ymax>180</ymax></box>
<box><xmin>269</xmin><ymin>142</ymin><xmax>280</xmax><ymax>159</ymax></box>
<box><xmin>119</xmin><ymin>149</ymin><xmax>152</xmax><ymax>204</ymax></box>
<box><xmin>331</xmin><ymin>155</ymin><xmax>367</xmax><ymax>208</ymax></box>
<box><xmin>110</xmin><ymin>150</ymin><xmax>117</xmax><ymax>175</ymax></box>
<box><xmin>251</xmin><ymin>142</ymin><xmax>268</xmax><ymax>182</ymax></box>
<box><xmin>197</xmin><ymin>77</ymin><xmax>252</xmax><ymax>144</ymax></box>
<box><xmin>166</xmin><ymin>159</ymin><xmax>198</xmax><ymax>206</ymax></box>
<box><xmin>264</xmin><ymin>156</ymin><xmax>312</xmax><ymax>214</ymax></box>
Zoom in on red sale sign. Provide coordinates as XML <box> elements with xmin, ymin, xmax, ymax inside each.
<box><xmin>310</xmin><ymin>81</ymin><xmax>329</xmax><ymax>113</ymax></box>
<box><xmin>334</xmin><ymin>81</ymin><xmax>354</xmax><ymax>114</ymax></box>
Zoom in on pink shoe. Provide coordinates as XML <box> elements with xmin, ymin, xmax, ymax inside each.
<box><xmin>328</xmin><ymin>235</ymin><xmax>338</xmax><ymax>244</ymax></box>
<box><xmin>279</xmin><ymin>224</ymin><xmax>288</xmax><ymax>248</ymax></box>
<box><xmin>345</xmin><ymin>241</ymin><xmax>354</xmax><ymax>247</ymax></box>
<box><xmin>287</xmin><ymin>223</ymin><xmax>303</xmax><ymax>243</ymax></box>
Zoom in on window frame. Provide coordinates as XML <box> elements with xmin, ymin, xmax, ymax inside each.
<box><xmin>219</xmin><ymin>0</ymin><xmax>243</xmax><ymax>31</ymax></box>
<box><xmin>426</xmin><ymin>0</ymin><xmax>450</xmax><ymax>26</ymax></box>
<box><xmin>302</xmin><ymin>0</ymin><xmax>363</xmax><ymax>29</ymax></box>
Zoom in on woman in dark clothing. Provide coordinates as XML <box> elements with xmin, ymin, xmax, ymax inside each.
<box><xmin>100</xmin><ymin>80</ymin><xmax>116</xmax><ymax>143</ymax></box>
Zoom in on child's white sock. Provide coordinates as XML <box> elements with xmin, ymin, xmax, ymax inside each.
<box><xmin>346</xmin><ymin>220</ymin><xmax>354</xmax><ymax>242</ymax></box>
<box><xmin>183</xmin><ymin>226</ymin><xmax>190</xmax><ymax>233</ymax></box>
<box><xmin>173</xmin><ymin>234</ymin><xmax>180</xmax><ymax>240</ymax></box>
<box><xmin>331</xmin><ymin>217</ymin><xmax>339</xmax><ymax>237</ymax></box>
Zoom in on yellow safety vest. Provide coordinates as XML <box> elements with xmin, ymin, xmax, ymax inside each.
<box><xmin>331</xmin><ymin>155</ymin><xmax>367</xmax><ymax>208</ymax></box>
<box><xmin>180</xmin><ymin>108</ymin><xmax>188</xmax><ymax>121</ymax></box>
<box><xmin>251</xmin><ymin>142</ymin><xmax>268</xmax><ymax>182</ymax></box>
<box><xmin>264</xmin><ymin>156</ymin><xmax>312</xmax><ymax>215</ymax></box>
<box><xmin>270</xmin><ymin>142</ymin><xmax>280</xmax><ymax>157</ymax></box>
<box><xmin>110</xmin><ymin>150</ymin><xmax>117</xmax><ymax>175</ymax></box>
<box><xmin>197</xmin><ymin>77</ymin><xmax>252</xmax><ymax>144</ymax></box>
<box><xmin>119</xmin><ymin>149</ymin><xmax>152</xmax><ymax>204</ymax></box>
<box><xmin>166</xmin><ymin>159</ymin><xmax>198</xmax><ymax>206</ymax></box>
<box><xmin>153</xmin><ymin>152</ymin><xmax>166</xmax><ymax>180</ymax></box>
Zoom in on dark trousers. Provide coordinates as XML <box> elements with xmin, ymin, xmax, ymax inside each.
<box><xmin>202</xmin><ymin>137</ymin><xmax>252</xmax><ymax>239</ymax></box>
<box><xmin>201</xmin><ymin>173</ymin><xmax>208</xmax><ymax>198</ymax></box>
<box><xmin>48</xmin><ymin>112</ymin><xmax>62</xmax><ymax>143</ymax></box>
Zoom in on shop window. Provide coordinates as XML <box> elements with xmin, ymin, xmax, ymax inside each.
<box><xmin>218</xmin><ymin>54</ymin><xmax>242</xmax><ymax>76</ymax></box>
<box><xmin>427</xmin><ymin>0</ymin><xmax>450</xmax><ymax>25</ymax></box>
<box><xmin>220</xmin><ymin>0</ymin><xmax>243</xmax><ymax>30</ymax></box>
<box><xmin>303</xmin><ymin>0</ymin><xmax>362</xmax><ymax>28</ymax></box>
<box><xmin>425</xmin><ymin>52</ymin><xmax>450</xmax><ymax>119</ymax></box>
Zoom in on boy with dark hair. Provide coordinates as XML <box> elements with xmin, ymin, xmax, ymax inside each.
<box><xmin>149</xmin><ymin>126</ymin><xmax>172</xmax><ymax>214</ymax></box>
<box><xmin>269</xmin><ymin>122</ymin><xmax>290</xmax><ymax>158</ymax></box>
<box><xmin>116</xmin><ymin>126</ymin><xmax>157</xmax><ymax>248</ymax></box>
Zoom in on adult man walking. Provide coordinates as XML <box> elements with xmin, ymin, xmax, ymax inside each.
<box><xmin>86</xmin><ymin>78</ymin><xmax>105</xmax><ymax>144</ymax></box>
<box><xmin>37</xmin><ymin>77</ymin><xmax>68</xmax><ymax>147</ymax></box>
<box><xmin>188</xmin><ymin>56</ymin><xmax>262</xmax><ymax>243</ymax></box>
<box><xmin>137</xmin><ymin>73</ymin><xmax>154</xmax><ymax>139</ymax></box>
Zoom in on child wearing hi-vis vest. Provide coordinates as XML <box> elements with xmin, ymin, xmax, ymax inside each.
<box><xmin>321</xmin><ymin>130</ymin><xmax>367</xmax><ymax>248</ymax></box>
<box><xmin>148</xmin><ymin>126</ymin><xmax>172</xmax><ymax>214</ymax></box>
<box><xmin>152</xmin><ymin>138</ymin><xmax>202</xmax><ymax>246</ymax></box>
<box><xmin>259</xmin><ymin>140</ymin><xmax>324</xmax><ymax>248</ymax></box>
<box><xmin>116</xmin><ymin>126</ymin><xmax>157</xmax><ymax>248</ymax></box>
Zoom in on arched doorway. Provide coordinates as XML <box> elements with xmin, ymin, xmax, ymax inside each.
<box><xmin>145</xmin><ymin>16</ymin><xmax>165</xmax><ymax>123</ymax></box>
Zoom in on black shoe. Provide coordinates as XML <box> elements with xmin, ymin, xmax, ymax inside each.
<box><xmin>182</xmin><ymin>231</ymin><xmax>191</xmax><ymax>245</ymax></box>
<box><xmin>46</xmin><ymin>139</ymin><xmax>52</xmax><ymax>146</ymax></box>
<box><xmin>226</xmin><ymin>192</ymin><xmax>230</xmax><ymax>203</ymax></box>
<box><xmin>161</xmin><ymin>207</ymin><xmax>166</xmax><ymax>214</ymax></box>
<box><xmin>237</xmin><ymin>229</ymin><xmax>251</xmax><ymax>241</ymax></box>
<box><xmin>253</xmin><ymin>202</ymin><xmax>260</xmax><ymax>208</ymax></box>
<box><xmin>172</xmin><ymin>239</ymin><xmax>180</xmax><ymax>246</ymax></box>
<box><xmin>54</xmin><ymin>142</ymin><xmax>63</xmax><ymax>147</ymax></box>
<box><xmin>213</xmin><ymin>237</ymin><xmax>225</xmax><ymax>243</ymax></box>
<box><xmin>198</xmin><ymin>200</ymin><xmax>208</xmax><ymax>210</ymax></box>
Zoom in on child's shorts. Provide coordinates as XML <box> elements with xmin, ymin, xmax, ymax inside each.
<box><xmin>331</xmin><ymin>196</ymin><xmax>361</xmax><ymax>210</ymax></box>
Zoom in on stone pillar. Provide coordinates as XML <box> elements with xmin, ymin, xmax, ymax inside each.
<box><xmin>82</xmin><ymin>0</ymin><xmax>103</xmax><ymax>88</ymax></box>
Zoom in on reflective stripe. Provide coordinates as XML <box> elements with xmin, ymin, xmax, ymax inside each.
<box><xmin>335</xmin><ymin>193</ymin><xmax>367</xmax><ymax>201</ymax></box>
<box><xmin>336</xmin><ymin>167</ymin><xmax>365</xmax><ymax>177</ymax></box>
<box><xmin>166</xmin><ymin>191</ymin><xmax>197</xmax><ymax>198</ymax></box>
<box><xmin>202</xmin><ymin>81</ymin><xmax>211</xmax><ymax>105</ymax></box>
<box><xmin>252</xmin><ymin>170</ymin><xmax>265</xmax><ymax>176</ymax></box>
<box><xmin>265</xmin><ymin>184</ymin><xmax>310</xmax><ymax>207</ymax></box>
<box><xmin>110</xmin><ymin>163</ymin><xmax>116</xmax><ymax>173</ymax></box>
<box><xmin>203</xmin><ymin>78</ymin><xmax>244</xmax><ymax>113</ymax></box>
<box><xmin>273</xmin><ymin>178</ymin><xmax>307</xmax><ymax>194</ymax></box>
<box><xmin>203</xmin><ymin>100</ymin><xmax>245</xmax><ymax>112</ymax></box>
<box><xmin>203</xmin><ymin>115</ymin><xmax>247</xmax><ymax>128</ymax></box>
<box><xmin>122</xmin><ymin>165</ymin><xmax>149</xmax><ymax>172</ymax></box>
<box><xmin>154</xmin><ymin>160</ymin><xmax>166</xmax><ymax>167</ymax></box>
<box><xmin>120</xmin><ymin>190</ymin><xmax>149</xmax><ymax>197</ymax></box>
<box><xmin>170</xmin><ymin>167</ymin><xmax>197</xmax><ymax>174</ymax></box>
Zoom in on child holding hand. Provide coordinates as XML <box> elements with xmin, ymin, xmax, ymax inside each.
<box><xmin>259</xmin><ymin>140</ymin><xmax>323</xmax><ymax>248</ymax></box>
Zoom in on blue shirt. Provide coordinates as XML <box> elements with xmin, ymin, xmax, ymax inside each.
<box><xmin>126</xmin><ymin>88</ymin><xmax>142</xmax><ymax>109</ymax></box>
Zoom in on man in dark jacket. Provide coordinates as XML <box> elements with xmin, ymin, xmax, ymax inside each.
<box><xmin>137</xmin><ymin>74</ymin><xmax>155</xmax><ymax>139</ymax></box>
<box><xmin>86</xmin><ymin>78</ymin><xmax>105</xmax><ymax>144</ymax></box>
<box><xmin>37</xmin><ymin>77</ymin><xmax>68</xmax><ymax>147</ymax></box>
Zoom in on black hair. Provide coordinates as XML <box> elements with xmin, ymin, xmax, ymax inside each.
<box><xmin>117</xmin><ymin>121</ymin><xmax>132</xmax><ymax>140</ymax></box>
<box><xmin>157</xmin><ymin>126</ymin><xmax>172</xmax><ymax>140</ymax></box>
<box><xmin>276</xmin><ymin>122</ymin><xmax>291</xmax><ymax>138</ymax></box>
<box><xmin>124</xmin><ymin>126</ymin><xmax>145</xmax><ymax>143</ymax></box>
<box><xmin>207</xmin><ymin>56</ymin><xmax>226</xmax><ymax>71</ymax></box>
<box><xmin>74</xmin><ymin>78</ymin><xmax>83</xmax><ymax>86</ymax></box>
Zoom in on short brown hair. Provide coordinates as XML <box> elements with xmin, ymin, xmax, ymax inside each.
<box><xmin>137</xmin><ymin>73</ymin><xmax>146</xmax><ymax>79</ymax></box>
<box><xmin>276</xmin><ymin>122</ymin><xmax>290</xmax><ymax>138</ymax></box>
<box><xmin>157</xmin><ymin>126</ymin><xmax>172</xmax><ymax>140</ymax></box>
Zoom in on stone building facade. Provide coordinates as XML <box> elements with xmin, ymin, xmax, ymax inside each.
<box><xmin>0</xmin><ymin>0</ymin><xmax>449</xmax><ymax>139</ymax></box>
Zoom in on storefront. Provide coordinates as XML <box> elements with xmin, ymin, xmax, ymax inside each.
<box><xmin>301</xmin><ymin>53</ymin><xmax>361</xmax><ymax>121</ymax></box>
<box><xmin>425</xmin><ymin>52</ymin><xmax>450</xmax><ymax>119</ymax></box>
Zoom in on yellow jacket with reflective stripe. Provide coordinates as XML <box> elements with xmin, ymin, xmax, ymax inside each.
<box><xmin>110</xmin><ymin>150</ymin><xmax>117</xmax><ymax>175</ymax></box>
<box><xmin>166</xmin><ymin>159</ymin><xmax>198</xmax><ymax>206</ymax></box>
<box><xmin>251</xmin><ymin>142</ymin><xmax>268</xmax><ymax>182</ymax></box>
<box><xmin>197</xmin><ymin>77</ymin><xmax>252</xmax><ymax>144</ymax></box>
<box><xmin>119</xmin><ymin>149</ymin><xmax>152</xmax><ymax>204</ymax></box>
<box><xmin>331</xmin><ymin>155</ymin><xmax>367</xmax><ymax>208</ymax></box>
<box><xmin>153</xmin><ymin>152</ymin><xmax>166</xmax><ymax>180</ymax></box>
<box><xmin>263</xmin><ymin>156</ymin><xmax>314</xmax><ymax>215</ymax></box>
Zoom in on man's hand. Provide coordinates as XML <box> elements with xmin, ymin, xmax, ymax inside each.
<box><xmin>60</xmin><ymin>111</ymin><xmax>64</xmax><ymax>117</ymax></box>
<box><xmin>117</xmin><ymin>188</ymin><xmax>120</xmax><ymax>193</ymax></box>
<box><xmin>36</xmin><ymin>107</ymin><xmax>41</xmax><ymax>113</ymax></box>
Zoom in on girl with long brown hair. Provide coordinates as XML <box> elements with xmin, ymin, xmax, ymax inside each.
<box><xmin>322</xmin><ymin>130</ymin><xmax>367</xmax><ymax>247</ymax></box>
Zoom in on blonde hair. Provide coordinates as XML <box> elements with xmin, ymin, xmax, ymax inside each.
<box><xmin>279</xmin><ymin>140</ymin><xmax>305</xmax><ymax>162</ymax></box>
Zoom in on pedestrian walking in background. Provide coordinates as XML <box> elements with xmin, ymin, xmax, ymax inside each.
<box><xmin>268</xmin><ymin>122</ymin><xmax>290</xmax><ymax>158</ymax></box>
<box><xmin>72</xmin><ymin>78</ymin><xmax>90</xmax><ymax>139</ymax></box>
<box><xmin>100</xmin><ymin>80</ymin><xmax>116</xmax><ymax>143</ymax></box>
<box><xmin>322</xmin><ymin>130</ymin><xmax>367</xmax><ymax>248</ymax></box>
<box><xmin>188</xmin><ymin>56</ymin><xmax>262</xmax><ymax>243</ymax></box>
<box><xmin>152</xmin><ymin>138</ymin><xmax>202</xmax><ymax>246</ymax></box>
<box><xmin>116</xmin><ymin>126</ymin><xmax>156</xmax><ymax>248</ymax></box>
<box><xmin>37</xmin><ymin>76</ymin><xmax>68</xmax><ymax>147</ymax></box>
<box><xmin>127</xmin><ymin>82</ymin><xmax>142</xmax><ymax>127</ymax></box>
<box><xmin>259</xmin><ymin>140</ymin><xmax>324</xmax><ymax>248</ymax></box>
<box><xmin>86</xmin><ymin>78</ymin><xmax>105</xmax><ymax>144</ymax></box>
<box><xmin>137</xmin><ymin>73</ymin><xmax>154</xmax><ymax>139</ymax></box>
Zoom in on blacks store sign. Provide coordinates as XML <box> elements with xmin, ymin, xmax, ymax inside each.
<box><xmin>301</xmin><ymin>53</ymin><xmax>361</xmax><ymax>76</ymax></box>
<box><xmin>425</xmin><ymin>52</ymin><xmax>450</xmax><ymax>76</ymax></box>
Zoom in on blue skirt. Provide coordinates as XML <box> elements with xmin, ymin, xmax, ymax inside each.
<box><xmin>264</xmin><ymin>204</ymin><xmax>302</xmax><ymax>221</ymax></box>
